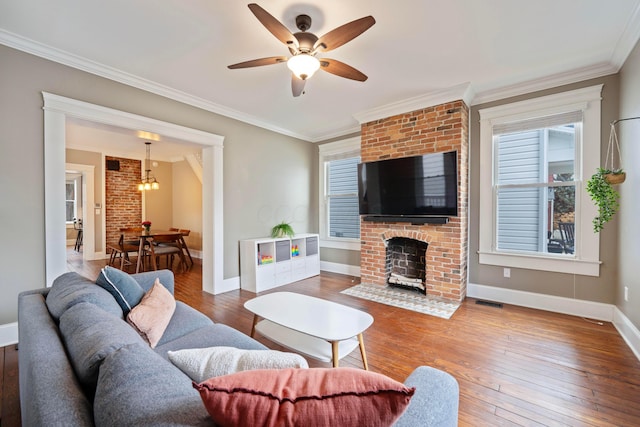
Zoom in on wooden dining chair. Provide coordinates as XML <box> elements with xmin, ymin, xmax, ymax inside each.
<box><xmin>107</xmin><ymin>233</ymin><xmax>141</xmax><ymax>271</ymax></box>
<box><xmin>145</xmin><ymin>233</ymin><xmax>187</xmax><ymax>272</ymax></box>
<box><xmin>159</xmin><ymin>228</ymin><xmax>194</xmax><ymax>268</ymax></box>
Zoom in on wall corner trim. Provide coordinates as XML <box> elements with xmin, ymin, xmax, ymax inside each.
<box><xmin>613</xmin><ymin>307</ymin><xmax>640</xmax><ymax>362</ymax></box>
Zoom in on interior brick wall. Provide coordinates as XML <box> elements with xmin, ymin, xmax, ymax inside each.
<box><xmin>105</xmin><ymin>156</ymin><xmax>142</xmax><ymax>248</ymax></box>
<box><xmin>360</xmin><ymin>101</ymin><xmax>469</xmax><ymax>302</ymax></box>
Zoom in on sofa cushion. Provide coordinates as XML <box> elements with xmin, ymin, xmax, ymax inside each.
<box><xmin>126</xmin><ymin>278</ymin><xmax>176</xmax><ymax>348</ymax></box>
<box><xmin>96</xmin><ymin>266</ymin><xmax>145</xmax><ymax>316</ymax></box>
<box><xmin>46</xmin><ymin>272</ymin><xmax>123</xmax><ymax>321</ymax></box>
<box><xmin>168</xmin><ymin>346</ymin><xmax>308</xmax><ymax>382</ymax></box>
<box><xmin>59</xmin><ymin>302</ymin><xmax>144</xmax><ymax>395</ymax></box>
<box><xmin>94</xmin><ymin>343</ymin><xmax>213</xmax><ymax>427</ymax></box>
<box><xmin>194</xmin><ymin>367</ymin><xmax>415</xmax><ymax>427</ymax></box>
<box><xmin>154</xmin><ymin>323</ymin><xmax>267</xmax><ymax>359</ymax></box>
<box><xmin>154</xmin><ymin>301</ymin><xmax>213</xmax><ymax>347</ymax></box>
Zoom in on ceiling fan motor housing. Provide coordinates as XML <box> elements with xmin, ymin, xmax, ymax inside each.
<box><xmin>295</xmin><ymin>14</ymin><xmax>312</xmax><ymax>32</ymax></box>
<box><xmin>294</xmin><ymin>31</ymin><xmax>318</xmax><ymax>53</ymax></box>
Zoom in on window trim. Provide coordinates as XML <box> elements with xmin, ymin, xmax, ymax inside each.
<box><xmin>318</xmin><ymin>137</ymin><xmax>361</xmax><ymax>251</ymax></box>
<box><xmin>478</xmin><ymin>85</ymin><xmax>603</xmax><ymax>276</ymax></box>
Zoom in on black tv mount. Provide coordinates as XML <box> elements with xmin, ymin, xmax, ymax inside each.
<box><xmin>362</xmin><ymin>215</ymin><xmax>449</xmax><ymax>225</ymax></box>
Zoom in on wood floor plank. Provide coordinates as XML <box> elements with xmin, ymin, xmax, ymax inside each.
<box><xmin>5</xmin><ymin>249</ymin><xmax>630</xmax><ymax>426</ymax></box>
<box><xmin>2</xmin><ymin>345</ymin><xmax>20</xmax><ymax>427</ymax></box>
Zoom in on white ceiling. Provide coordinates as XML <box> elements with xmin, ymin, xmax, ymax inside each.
<box><xmin>2</xmin><ymin>0</ymin><xmax>640</xmax><ymax>144</ymax></box>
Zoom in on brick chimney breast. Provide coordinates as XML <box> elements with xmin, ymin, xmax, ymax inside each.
<box><xmin>359</xmin><ymin>101</ymin><xmax>469</xmax><ymax>302</ymax></box>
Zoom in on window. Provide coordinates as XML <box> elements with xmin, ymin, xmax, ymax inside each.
<box><xmin>327</xmin><ymin>156</ymin><xmax>360</xmax><ymax>239</ymax></box>
<box><xmin>65</xmin><ymin>174</ymin><xmax>82</xmax><ymax>223</ymax></box>
<box><xmin>478</xmin><ymin>85</ymin><xmax>602</xmax><ymax>276</ymax></box>
<box><xmin>318</xmin><ymin>137</ymin><xmax>361</xmax><ymax>250</ymax></box>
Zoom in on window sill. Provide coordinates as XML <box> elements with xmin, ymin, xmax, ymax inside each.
<box><xmin>320</xmin><ymin>238</ymin><xmax>361</xmax><ymax>251</ymax></box>
<box><xmin>478</xmin><ymin>250</ymin><xmax>600</xmax><ymax>276</ymax></box>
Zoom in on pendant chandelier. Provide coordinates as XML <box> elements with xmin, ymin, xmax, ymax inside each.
<box><xmin>138</xmin><ymin>142</ymin><xmax>159</xmax><ymax>191</ymax></box>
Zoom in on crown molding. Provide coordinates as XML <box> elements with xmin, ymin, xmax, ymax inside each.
<box><xmin>0</xmin><ymin>29</ymin><xmax>313</xmax><ymax>142</ymax></box>
<box><xmin>610</xmin><ymin>1</ymin><xmax>640</xmax><ymax>69</ymax></box>
<box><xmin>353</xmin><ymin>82</ymin><xmax>473</xmax><ymax>125</ymax></box>
<box><xmin>471</xmin><ymin>62</ymin><xmax>618</xmax><ymax>106</ymax></box>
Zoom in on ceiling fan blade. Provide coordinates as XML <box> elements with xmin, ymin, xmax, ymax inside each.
<box><xmin>228</xmin><ymin>56</ymin><xmax>288</xmax><ymax>69</ymax></box>
<box><xmin>314</xmin><ymin>16</ymin><xmax>375</xmax><ymax>52</ymax></box>
<box><xmin>292</xmin><ymin>75</ymin><xmax>306</xmax><ymax>97</ymax></box>
<box><xmin>248</xmin><ymin>3</ymin><xmax>299</xmax><ymax>50</ymax></box>
<box><xmin>319</xmin><ymin>59</ymin><xmax>368</xmax><ymax>82</ymax></box>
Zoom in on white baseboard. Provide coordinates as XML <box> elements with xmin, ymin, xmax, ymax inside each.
<box><xmin>320</xmin><ymin>261</ymin><xmax>360</xmax><ymax>277</ymax></box>
<box><xmin>613</xmin><ymin>307</ymin><xmax>640</xmax><ymax>362</ymax></box>
<box><xmin>467</xmin><ymin>283</ymin><xmax>615</xmax><ymax>321</ymax></box>
<box><xmin>0</xmin><ymin>322</ymin><xmax>18</xmax><ymax>346</ymax></box>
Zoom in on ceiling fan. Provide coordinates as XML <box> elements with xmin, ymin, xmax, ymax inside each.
<box><xmin>228</xmin><ymin>3</ymin><xmax>375</xmax><ymax>97</ymax></box>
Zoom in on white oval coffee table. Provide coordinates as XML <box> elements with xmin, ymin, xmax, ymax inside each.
<box><xmin>244</xmin><ymin>292</ymin><xmax>374</xmax><ymax>370</ymax></box>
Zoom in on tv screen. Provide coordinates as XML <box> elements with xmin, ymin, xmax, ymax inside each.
<box><xmin>358</xmin><ymin>151</ymin><xmax>458</xmax><ymax>217</ymax></box>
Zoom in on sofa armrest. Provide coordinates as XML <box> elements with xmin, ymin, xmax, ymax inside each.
<box><xmin>132</xmin><ymin>269</ymin><xmax>175</xmax><ymax>295</ymax></box>
<box><xmin>18</xmin><ymin>291</ymin><xmax>94</xmax><ymax>426</ymax></box>
<box><xmin>393</xmin><ymin>366</ymin><xmax>459</xmax><ymax>427</ymax></box>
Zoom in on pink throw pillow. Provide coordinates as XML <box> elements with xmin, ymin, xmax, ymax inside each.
<box><xmin>126</xmin><ymin>278</ymin><xmax>176</xmax><ymax>348</ymax></box>
<box><xmin>194</xmin><ymin>367</ymin><xmax>414</xmax><ymax>427</ymax></box>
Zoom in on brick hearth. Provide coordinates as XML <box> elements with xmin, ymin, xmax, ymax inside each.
<box><xmin>359</xmin><ymin>101</ymin><xmax>469</xmax><ymax>302</ymax></box>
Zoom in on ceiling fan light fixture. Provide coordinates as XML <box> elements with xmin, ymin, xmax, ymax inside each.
<box><xmin>287</xmin><ymin>54</ymin><xmax>320</xmax><ymax>80</ymax></box>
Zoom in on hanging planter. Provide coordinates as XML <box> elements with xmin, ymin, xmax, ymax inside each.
<box><xmin>586</xmin><ymin>117</ymin><xmax>638</xmax><ymax>232</ymax></box>
<box><xmin>601</xmin><ymin>120</ymin><xmax>625</xmax><ymax>184</ymax></box>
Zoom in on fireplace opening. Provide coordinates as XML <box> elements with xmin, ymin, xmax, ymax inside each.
<box><xmin>385</xmin><ymin>237</ymin><xmax>428</xmax><ymax>294</ymax></box>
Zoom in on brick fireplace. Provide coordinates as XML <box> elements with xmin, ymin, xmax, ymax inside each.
<box><xmin>359</xmin><ymin>101</ymin><xmax>469</xmax><ymax>302</ymax></box>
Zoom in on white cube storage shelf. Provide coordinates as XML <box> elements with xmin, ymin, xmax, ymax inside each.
<box><xmin>240</xmin><ymin>234</ymin><xmax>320</xmax><ymax>293</ymax></box>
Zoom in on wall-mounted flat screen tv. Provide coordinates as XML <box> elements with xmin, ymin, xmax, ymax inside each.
<box><xmin>358</xmin><ymin>150</ymin><xmax>458</xmax><ymax>217</ymax></box>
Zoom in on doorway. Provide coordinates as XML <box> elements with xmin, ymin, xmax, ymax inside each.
<box><xmin>43</xmin><ymin>93</ymin><xmax>227</xmax><ymax>295</ymax></box>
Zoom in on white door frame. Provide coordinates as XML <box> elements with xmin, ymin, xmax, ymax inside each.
<box><xmin>43</xmin><ymin>93</ymin><xmax>228</xmax><ymax>295</ymax></box>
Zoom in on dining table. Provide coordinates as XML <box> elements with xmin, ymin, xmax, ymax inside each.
<box><xmin>134</xmin><ymin>230</ymin><xmax>184</xmax><ymax>273</ymax></box>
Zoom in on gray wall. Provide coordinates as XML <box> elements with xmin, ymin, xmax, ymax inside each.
<box><xmin>617</xmin><ymin>39</ymin><xmax>640</xmax><ymax>329</ymax></box>
<box><xmin>469</xmin><ymin>75</ymin><xmax>620</xmax><ymax>303</ymax></box>
<box><xmin>0</xmin><ymin>44</ymin><xmax>315</xmax><ymax>324</ymax></box>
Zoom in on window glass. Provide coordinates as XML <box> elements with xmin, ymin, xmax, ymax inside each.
<box><xmin>495</xmin><ymin>124</ymin><xmax>577</xmax><ymax>256</ymax></box>
<box><xmin>65</xmin><ymin>182</ymin><xmax>76</xmax><ymax>222</ymax></box>
<box><xmin>327</xmin><ymin>156</ymin><xmax>360</xmax><ymax>239</ymax></box>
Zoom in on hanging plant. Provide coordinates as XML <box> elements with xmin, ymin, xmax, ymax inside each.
<box><xmin>270</xmin><ymin>221</ymin><xmax>295</xmax><ymax>238</ymax></box>
<box><xmin>585</xmin><ymin>121</ymin><xmax>627</xmax><ymax>232</ymax></box>
<box><xmin>586</xmin><ymin>168</ymin><xmax>621</xmax><ymax>232</ymax></box>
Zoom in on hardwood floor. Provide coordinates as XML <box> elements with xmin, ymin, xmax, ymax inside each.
<box><xmin>4</xmin><ymin>250</ymin><xmax>640</xmax><ymax>426</ymax></box>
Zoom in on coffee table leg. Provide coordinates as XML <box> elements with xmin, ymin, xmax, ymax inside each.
<box><xmin>331</xmin><ymin>341</ymin><xmax>339</xmax><ymax>368</ymax></box>
<box><xmin>250</xmin><ymin>315</ymin><xmax>259</xmax><ymax>338</ymax></box>
<box><xmin>358</xmin><ymin>333</ymin><xmax>369</xmax><ymax>371</ymax></box>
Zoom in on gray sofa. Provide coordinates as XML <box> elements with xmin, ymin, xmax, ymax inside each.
<box><xmin>18</xmin><ymin>269</ymin><xmax>459</xmax><ymax>426</ymax></box>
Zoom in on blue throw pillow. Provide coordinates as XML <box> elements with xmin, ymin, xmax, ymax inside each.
<box><xmin>96</xmin><ymin>266</ymin><xmax>145</xmax><ymax>315</ymax></box>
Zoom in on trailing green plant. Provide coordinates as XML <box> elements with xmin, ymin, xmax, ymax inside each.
<box><xmin>586</xmin><ymin>168</ymin><xmax>622</xmax><ymax>232</ymax></box>
<box><xmin>270</xmin><ymin>221</ymin><xmax>295</xmax><ymax>238</ymax></box>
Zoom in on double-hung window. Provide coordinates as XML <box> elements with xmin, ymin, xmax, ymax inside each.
<box><xmin>478</xmin><ymin>85</ymin><xmax>603</xmax><ymax>276</ymax></box>
<box><xmin>65</xmin><ymin>175</ymin><xmax>81</xmax><ymax>223</ymax></box>
<box><xmin>318</xmin><ymin>137</ymin><xmax>361</xmax><ymax>250</ymax></box>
